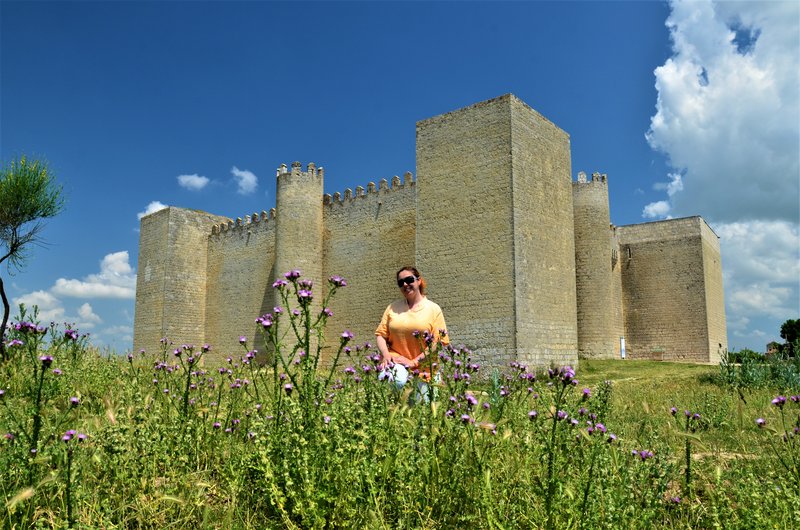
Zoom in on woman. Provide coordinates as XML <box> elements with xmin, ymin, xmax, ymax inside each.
<box><xmin>375</xmin><ymin>266</ymin><xmax>448</xmax><ymax>398</ymax></box>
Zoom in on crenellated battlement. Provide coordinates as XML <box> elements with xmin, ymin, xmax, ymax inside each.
<box><xmin>324</xmin><ymin>171</ymin><xmax>414</xmax><ymax>206</ymax></box>
<box><xmin>276</xmin><ymin>161</ymin><xmax>324</xmax><ymax>180</ymax></box>
<box><xmin>574</xmin><ymin>171</ymin><xmax>607</xmax><ymax>184</ymax></box>
<box><xmin>210</xmin><ymin>209</ymin><xmax>277</xmax><ymax>237</ymax></box>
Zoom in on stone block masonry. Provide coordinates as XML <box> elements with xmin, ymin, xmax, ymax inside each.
<box><xmin>134</xmin><ymin>94</ymin><xmax>727</xmax><ymax>367</ymax></box>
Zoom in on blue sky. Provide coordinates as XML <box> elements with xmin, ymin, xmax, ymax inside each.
<box><xmin>1</xmin><ymin>0</ymin><xmax>798</xmax><ymax>353</ymax></box>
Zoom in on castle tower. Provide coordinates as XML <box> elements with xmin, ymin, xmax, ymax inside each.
<box><xmin>416</xmin><ymin>94</ymin><xmax>578</xmax><ymax>368</ymax></box>
<box><xmin>274</xmin><ymin>161</ymin><xmax>324</xmax><ymax>319</ymax></box>
<box><xmin>572</xmin><ymin>171</ymin><xmax>618</xmax><ymax>358</ymax></box>
<box><xmin>133</xmin><ymin>207</ymin><xmax>229</xmax><ymax>355</ymax></box>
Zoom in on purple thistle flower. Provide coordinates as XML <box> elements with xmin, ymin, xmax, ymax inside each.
<box><xmin>582</xmin><ymin>388</ymin><xmax>591</xmax><ymax>400</ymax></box>
<box><xmin>528</xmin><ymin>410</ymin><xmax>538</xmax><ymax>420</ymax></box>
<box><xmin>284</xmin><ymin>383</ymin><xmax>293</xmax><ymax>395</ymax></box>
<box><xmin>772</xmin><ymin>396</ymin><xmax>787</xmax><ymax>408</ymax></box>
<box><xmin>5</xmin><ymin>432</ymin><xmax>15</xmax><ymax>440</ymax></box>
<box><xmin>69</xmin><ymin>397</ymin><xmax>80</xmax><ymax>407</ymax></box>
<box><xmin>790</xmin><ymin>395</ymin><xmax>799</xmax><ymax>403</ymax></box>
<box><xmin>52</xmin><ymin>368</ymin><xmax>62</xmax><ymax>376</ymax></box>
<box><xmin>239</xmin><ymin>336</ymin><xmax>247</xmax><ymax>345</ymax></box>
<box><xmin>460</xmin><ymin>414</ymin><xmax>474</xmax><ymax>424</ymax></box>
<box><xmin>297</xmin><ymin>289</ymin><xmax>313</xmax><ymax>303</ymax></box>
<box><xmin>557</xmin><ymin>410</ymin><xmax>568</xmax><ymax>421</ymax></box>
<box><xmin>341</xmin><ymin>330</ymin><xmax>354</xmax><ymax>342</ymax></box>
<box><xmin>213</xmin><ymin>422</ymin><xmax>221</xmax><ymax>429</ymax></box>
<box><xmin>595</xmin><ymin>423</ymin><xmax>607</xmax><ymax>434</ymax></box>
<box><xmin>8</xmin><ymin>339</ymin><xmax>24</xmax><ymax>347</ymax></box>
<box><xmin>328</xmin><ymin>275</ymin><xmax>347</xmax><ymax>287</ymax></box>
<box><xmin>670</xmin><ymin>496</ymin><xmax>681</xmax><ymax>504</ymax></box>
<box><xmin>324</xmin><ymin>415</ymin><xmax>331</xmax><ymax>424</ymax></box>
<box><xmin>670</xmin><ymin>406</ymin><xmax>678</xmax><ymax>416</ymax></box>
<box><xmin>483</xmin><ymin>402</ymin><xmax>491</xmax><ymax>410</ymax></box>
<box><xmin>284</xmin><ymin>269</ymin><xmax>302</xmax><ymax>281</ymax></box>
<box><xmin>39</xmin><ymin>355</ymin><xmax>53</xmax><ymax>367</ymax></box>
<box><xmin>465</xmin><ymin>394</ymin><xmax>478</xmax><ymax>408</ymax></box>
<box><xmin>272</xmin><ymin>279</ymin><xmax>288</xmax><ymax>288</ymax></box>
<box><xmin>0</xmin><ymin>389</ymin><xmax>4</xmax><ymax>398</ymax></box>
<box><xmin>607</xmin><ymin>433</ymin><xmax>617</xmax><ymax>443</ymax></box>
<box><xmin>292</xmin><ymin>309</ymin><xmax>301</xmax><ymax>317</ymax></box>
<box><xmin>64</xmin><ymin>329</ymin><xmax>79</xmax><ymax>341</ymax></box>
<box><xmin>692</xmin><ymin>413</ymin><xmax>701</xmax><ymax>420</ymax></box>
<box><xmin>756</xmin><ymin>418</ymin><xmax>766</xmax><ymax>427</ymax></box>
<box><xmin>322</xmin><ymin>307</ymin><xmax>333</xmax><ymax>317</ymax></box>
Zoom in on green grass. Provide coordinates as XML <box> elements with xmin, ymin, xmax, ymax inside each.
<box><xmin>2</xmin><ymin>295</ymin><xmax>798</xmax><ymax>529</ymax></box>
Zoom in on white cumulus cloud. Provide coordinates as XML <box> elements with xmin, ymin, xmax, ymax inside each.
<box><xmin>77</xmin><ymin>303</ymin><xmax>102</xmax><ymax>328</ymax></box>
<box><xmin>51</xmin><ymin>251</ymin><xmax>137</xmax><ymax>299</ymax></box>
<box><xmin>13</xmin><ymin>290</ymin><xmax>65</xmax><ymax>322</ymax></box>
<box><xmin>137</xmin><ymin>200</ymin><xmax>168</xmax><ymax>220</ymax></box>
<box><xmin>646</xmin><ymin>0</ymin><xmax>799</xmax><ymax>223</ymax></box>
<box><xmin>642</xmin><ymin>200</ymin><xmax>672</xmax><ymax>219</ymax></box>
<box><xmin>231</xmin><ymin>166</ymin><xmax>257</xmax><ymax>195</ymax></box>
<box><xmin>645</xmin><ymin>0</ymin><xmax>800</xmax><ymax>350</ymax></box>
<box><xmin>177</xmin><ymin>173</ymin><xmax>209</xmax><ymax>191</ymax></box>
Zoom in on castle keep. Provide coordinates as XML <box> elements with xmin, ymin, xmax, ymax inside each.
<box><xmin>134</xmin><ymin>94</ymin><xmax>728</xmax><ymax>367</ymax></box>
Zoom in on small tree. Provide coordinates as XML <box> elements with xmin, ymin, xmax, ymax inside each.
<box><xmin>780</xmin><ymin>318</ymin><xmax>799</xmax><ymax>358</ymax></box>
<box><xmin>0</xmin><ymin>156</ymin><xmax>64</xmax><ymax>361</ymax></box>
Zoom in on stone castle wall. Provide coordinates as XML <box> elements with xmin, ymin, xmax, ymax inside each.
<box><xmin>133</xmin><ymin>94</ymin><xmax>727</xmax><ymax>367</ymax></box>
<box><xmin>616</xmin><ymin>217</ymin><xmax>727</xmax><ymax>361</ymax></box>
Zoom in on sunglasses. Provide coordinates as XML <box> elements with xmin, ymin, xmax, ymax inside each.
<box><xmin>397</xmin><ymin>276</ymin><xmax>417</xmax><ymax>288</ymax></box>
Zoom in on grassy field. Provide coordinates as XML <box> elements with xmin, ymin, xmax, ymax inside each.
<box><xmin>1</xmin><ymin>290</ymin><xmax>798</xmax><ymax>528</ymax></box>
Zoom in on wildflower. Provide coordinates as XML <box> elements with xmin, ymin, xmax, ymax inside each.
<box><xmin>69</xmin><ymin>397</ymin><xmax>80</xmax><ymax>407</ymax></box>
<box><xmin>0</xmin><ymin>389</ymin><xmax>4</xmax><ymax>398</ymax></box>
<box><xmin>324</xmin><ymin>415</ymin><xmax>331</xmax><ymax>424</ymax></box>
<box><xmin>772</xmin><ymin>396</ymin><xmax>787</xmax><ymax>408</ymax></box>
<box><xmin>329</xmin><ymin>275</ymin><xmax>347</xmax><ymax>287</ymax></box>
<box><xmin>239</xmin><ymin>336</ymin><xmax>247</xmax><ymax>345</ymax></box>
<box><xmin>52</xmin><ymin>368</ymin><xmax>62</xmax><ymax>376</ymax></box>
<box><xmin>637</xmin><ymin>450</ymin><xmax>654</xmax><ymax>461</ymax></box>
<box><xmin>578</xmin><ymin>407</ymin><xmax>587</xmax><ymax>416</ymax></box>
<box><xmin>299</xmin><ymin>279</ymin><xmax>313</xmax><ymax>290</ymax></box>
<box><xmin>126</xmin><ymin>352</ymin><xmax>134</xmax><ymax>363</ymax></box>
<box><xmin>4</xmin><ymin>433</ymin><xmax>14</xmax><ymax>440</ymax></box>
<box><xmin>582</xmin><ymin>388</ymin><xmax>591</xmax><ymax>400</ymax></box>
<box><xmin>322</xmin><ymin>307</ymin><xmax>333</xmax><ymax>317</ymax></box>
<box><xmin>692</xmin><ymin>413</ymin><xmax>701</xmax><ymax>420</ymax></box>
<box><xmin>670</xmin><ymin>496</ymin><xmax>681</xmax><ymax>504</ymax></box>
<box><xmin>292</xmin><ymin>309</ymin><xmax>301</xmax><ymax>317</ymax></box>
<box><xmin>284</xmin><ymin>383</ymin><xmax>293</xmax><ymax>395</ymax></box>
<box><xmin>173</xmin><ymin>348</ymin><xmax>181</xmax><ymax>357</ymax></box>
<box><xmin>62</xmin><ymin>430</ymin><xmax>77</xmax><ymax>442</ymax></box>
<box><xmin>460</xmin><ymin>414</ymin><xmax>474</xmax><ymax>424</ymax></box>
<box><xmin>39</xmin><ymin>355</ymin><xmax>53</xmax><ymax>368</ymax></box>
<box><xmin>465</xmin><ymin>394</ymin><xmax>478</xmax><ymax>408</ymax></box>
<box><xmin>341</xmin><ymin>330</ymin><xmax>354</xmax><ymax>342</ymax></box>
<box><xmin>213</xmin><ymin>422</ymin><xmax>221</xmax><ymax>429</ymax></box>
<box><xmin>528</xmin><ymin>410</ymin><xmax>538</xmax><ymax>420</ymax></box>
<box><xmin>556</xmin><ymin>410</ymin><xmax>568</xmax><ymax>421</ymax></box>
<box><xmin>297</xmin><ymin>289</ymin><xmax>313</xmax><ymax>303</ymax></box>
<box><xmin>607</xmin><ymin>433</ymin><xmax>617</xmax><ymax>443</ymax></box>
<box><xmin>284</xmin><ymin>269</ymin><xmax>302</xmax><ymax>281</ymax></box>
<box><xmin>756</xmin><ymin>418</ymin><xmax>766</xmax><ymax>427</ymax></box>
<box><xmin>64</xmin><ymin>329</ymin><xmax>79</xmax><ymax>341</ymax></box>
<box><xmin>595</xmin><ymin>423</ymin><xmax>607</xmax><ymax>434</ymax></box>
<box><xmin>483</xmin><ymin>402</ymin><xmax>491</xmax><ymax>410</ymax></box>
<box><xmin>163</xmin><ymin>389</ymin><xmax>169</xmax><ymax>394</ymax></box>
<box><xmin>670</xmin><ymin>406</ymin><xmax>678</xmax><ymax>416</ymax></box>
<box><xmin>272</xmin><ymin>279</ymin><xmax>288</xmax><ymax>289</ymax></box>
<box><xmin>7</xmin><ymin>339</ymin><xmax>23</xmax><ymax>347</ymax></box>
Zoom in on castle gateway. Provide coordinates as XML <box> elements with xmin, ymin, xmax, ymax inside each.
<box><xmin>134</xmin><ymin>94</ymin><xmax>728</xmax><ymax>367</ymax></box>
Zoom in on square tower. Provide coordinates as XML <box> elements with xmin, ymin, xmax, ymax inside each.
<box><xmin>416</xmin><ymin>94</ymin><xmax>578</xmax><ymax>367</ymax></box>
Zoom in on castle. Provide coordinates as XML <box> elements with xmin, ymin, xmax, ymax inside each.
<box><xmin>133</xmin><ymin>94</ymin><xmax>728</xmax><ymax>368</ymax></box>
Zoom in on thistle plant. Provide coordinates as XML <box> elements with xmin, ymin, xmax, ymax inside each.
<box><xmin>755</xmin><ymin>394</ymin><xmax>800</xmax><ymax>490</ymax></box>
